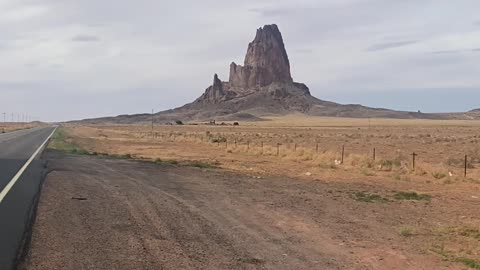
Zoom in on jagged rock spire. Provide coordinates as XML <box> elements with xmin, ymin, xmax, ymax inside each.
<box><xmin>196</xmin><ymin>24</ymin><xmax>300</xmax><ymax>105</ymax></box>
<box><xmin>197</xmin><ymin>73</ymin><xmax>225</xmax><ymax>103</ymax></box>
<box><xmin>229</xmin><ymin>24</ymin><xmax>293</xmax><ymax>88</ymax></box>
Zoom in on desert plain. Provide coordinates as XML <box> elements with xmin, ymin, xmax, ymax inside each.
<box><xmin>19</xmin><ymin>116</ymin><xmax>480</xmax><ymax>269</ymax></box>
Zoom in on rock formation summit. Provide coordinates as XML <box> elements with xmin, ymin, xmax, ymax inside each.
<box><xmin>230</xmin><ymin>24</ymin><xmax>293</xmax><ymax>89</ymax></box>
<box><xmin>192</xmin><ymin>24</ymin><xmax>313</xmax><ymax>115</ymax></box>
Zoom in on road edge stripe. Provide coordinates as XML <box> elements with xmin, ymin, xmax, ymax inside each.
<box><xmin>0</xmin><ymin>127</ymin><xmax>57</xmax><ymax>204</ymax></box>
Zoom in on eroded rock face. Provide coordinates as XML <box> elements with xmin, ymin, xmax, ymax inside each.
<box><xmin>229</xmin><ymin>24</ymin><xmax>293</xmax><ymax>88</ymax></box>
<box><xmin>197</xmin><ymin>74</ymin><xmax>226</xmax><ymax>103</ymax></box>
<box><xmin>196</xmin><ymin>24</ymin><xmax>305</xmax><ymax>105</ymax></box>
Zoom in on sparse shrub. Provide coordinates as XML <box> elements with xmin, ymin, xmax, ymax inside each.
<box><xmin>443</xmin><ymin>178</ymin><xmax>454</xmax><ymax>184</ymax></box>
<box><xmin>348</xmin><ymin>154</ymin><xmax>374</xmax><ymax>168</ymax></box>
<box><xmin>457</xmin><ymin>257</ymin><xmax>480</xmax><ymax>269</ymax></box>
<box><xmin>414</xmin><ymin>166</ymin><xmax>428</xmax><ymax>176</ymax></box>
<box><xmin>155</xmin><ymin>159</ymin><xmax>179</xmax><ymax>165</ymax></box>
<box><xmin>211</xmin><ymin>137</ymin><xmax>227</xmax><ymax>143</ymax></box>
<box><xmin>394</xmin><ymin>192</ymin><xmax>431</xmax><ymax>201</ymax></box>
<box><xmin>378</xmin><ymin>159</ymin><xmax>394</xmax><ymax>171</ymax></box>
<box><xmin>354</xmin><ymin>192</ymin><xmax>388</xmax><ymax>203</ymax></box>
<box><xmin>112</xmin><ymin>153</ymin><xmax>133</xmax><ymax>159</ymax></box>
<box><xmin>314</xmin><ymin>151</ymin><xmax>338</xmax><ymax>169</ymax></box>
<box><xmin>183</xmin><ymin>160</ymin><xmax>217</xmax><ymax>169</ymax></box>
<box><xmin>399</xmin><ymin>227</ymin><xmax>414</xmax><ymax>237</ymax></box>
<box><xmin>432</xmin><ymin>172</ymin><xmax>447</xmax><ymax>179</ymax></box>
<box><xmin>175</xmin><ymin>120</ymin><xmax>184</xmax><ymax>125</ymax></box>
<box><xmin>361</xmin><ymin>169</ymin><xmax>376</xmax><ymax>176</ymax></box>
<box><xmin>71</xmin><ymin>148</ymin><xmax>90</xmax><ymax>155</ymax></box>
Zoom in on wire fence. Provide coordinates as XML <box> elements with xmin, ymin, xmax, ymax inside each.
<box><xmin>132</xmin><ymin>130</ymin><xmax>477</xmax><ymax>178</ymax></box>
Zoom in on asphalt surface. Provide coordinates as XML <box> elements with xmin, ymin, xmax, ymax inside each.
<box><xmin>0</xmin><ymin>127</ymin><xmax>55</xmax><ymax>270</ymax></box>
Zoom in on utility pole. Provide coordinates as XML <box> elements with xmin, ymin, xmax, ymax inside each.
<box><xmin>151</xmin><ymin>109</ymin><xmax>154</xmax><ymax>136</ymax></box>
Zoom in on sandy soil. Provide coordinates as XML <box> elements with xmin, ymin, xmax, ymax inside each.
<box><xmin>21</xmin><ymin>151</ymin><xmax>479</xmax><ymax>269</ymax></box>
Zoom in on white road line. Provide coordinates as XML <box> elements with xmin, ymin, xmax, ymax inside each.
<box><xmin>0</xmin><ymin>127</ymin><xmax>56</xmax><ymax>204</ymax></box>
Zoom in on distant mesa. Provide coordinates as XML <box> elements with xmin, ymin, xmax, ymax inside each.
<box><xmin>76</xmin><ymin>24</ymin><xmax>479</xmax><ymax>124</ymax></box>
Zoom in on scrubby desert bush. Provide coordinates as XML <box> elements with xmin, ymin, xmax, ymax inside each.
<box><xmin>347</xmin><ymin>154</ymin><xmax>374</xmax><ymax>168</ymax></box>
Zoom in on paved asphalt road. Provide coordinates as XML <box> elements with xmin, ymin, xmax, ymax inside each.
<box><xmin>0</xmin><ymin>127</ymin><xmax>55</xmax><ymax>270</ymax></box>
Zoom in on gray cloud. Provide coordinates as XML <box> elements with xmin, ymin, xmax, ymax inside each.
<box><xmin>71</xmin><ymin>35</ymin><xmax>101</xmax><ymax>42</ymax></box>
<box><xmin>249</xmin><ymin>7</ymin><xmax>293</xmax><ymax>17</ymax></box>
<box><xmin>432</xmin><ymin>48</ymin><xmax>480</xmax><ymax>54</ymax></box>
<box><xmin>431</xmin><ymin>49</ymin><xmax>467</xmax><ymax>54</ymax></box>
<box><xmin>367</xmin><ymin>40</ymin><xmax>418</xmax><ymax>52</ymax></box>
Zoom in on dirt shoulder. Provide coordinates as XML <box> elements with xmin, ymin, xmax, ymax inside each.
<box><xmin>20</xmin><ymin>151</ymin><xmax>478</xmax><ymax>269</ymax></box>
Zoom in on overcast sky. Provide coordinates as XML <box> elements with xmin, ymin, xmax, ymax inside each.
<box><xmin>0</xmin><ymin>0</ymin><xmax>479</xmax><ymax>122</ymax></box>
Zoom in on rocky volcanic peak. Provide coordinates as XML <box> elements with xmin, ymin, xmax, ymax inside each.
<box><xmin>197</xmin><ymin>24</ymin><xmax>301</xmax><ymax>105</ymax></box>
<box><xmin>229</xmin><ymin>24</ymin><xmax>293</xmax><ymax>88</ymax></box>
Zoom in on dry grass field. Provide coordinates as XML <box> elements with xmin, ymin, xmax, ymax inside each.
<box><xmin>63</xmin><ymin>116</ymin><xmax>480</xmax><ymax>185</ymax></box>
<box><xmin>0</xmin><ymin>123</ymin><xmax>38</xmax><ymax>133</ymax></box>
<box><xmin>52</xmin><ymin>116</ymin><xmax>480</xmax><ymax>269</ymax></box>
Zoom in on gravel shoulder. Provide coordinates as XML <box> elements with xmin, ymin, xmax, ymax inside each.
<box><xmin>20</xmin><ymin>151</ymin><xmax>473</xmax><ymax>269</ymax></box>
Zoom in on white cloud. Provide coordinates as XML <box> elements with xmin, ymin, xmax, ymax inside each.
<box><xmin>0</xmin><ymin>4</ymin><xmax>49</xmax><ymax>22</ymax></box>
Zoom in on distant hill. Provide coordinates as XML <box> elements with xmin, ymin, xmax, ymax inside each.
<box><xmin>76</xmin><ymin>24</ymin><xmax>478</xmax><ymax>124</ymax></box>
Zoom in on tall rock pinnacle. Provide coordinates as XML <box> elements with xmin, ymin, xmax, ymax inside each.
<box><xmin>198</xmin><ymin>74</ymin><xmax>225</xmax><ymax>103</ymax></box>
<box><xmin>195</xmin><ymin>24</ymin><xmax>302</xmax><ymax>105</ymax></box>
<box><xmin>229</xmin><ymin>24</ymin><xmax>293</xmax><ymax>88</ymax></box>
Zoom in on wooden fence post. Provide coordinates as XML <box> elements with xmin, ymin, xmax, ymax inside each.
<box><xmin>412</xmin><ymin>152</ymin><xmax>417</xmax><ymax>170</ymax></box>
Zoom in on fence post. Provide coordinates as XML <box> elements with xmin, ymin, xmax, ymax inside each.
<box><xmin>294</xmin><ymin>143</ymin><xmax>297</xmax><ymax>152</ymax></box>
<box><xmin>373</xmin><ymin>147</ymin><xmax>376</xmax><ymax>161</ymax></box>
<box><xmin>277</xmin><ymin>143</ymin><xmax>280</xmax><ymax>156</ymax></box>
<box><xmin>341</xmin><ymin>145</ymin><xmax>345</xmax><ymax>164</ymax></box>
<box><xmin>261</xmin><ymin>141</ymin><xmax>264</xmax><ymax>155</ymax></box>
<box><xmin>235</xmin><ymin>139</ymin><xmax>237</xmax><ymax>148</ymax></box>
<box><xmin>465</xmin><ymin>155</ymin><xmax>468</xmax><ymax>178</ymax></box>
<box><xmin>316</xmin><ymin>143</ymin><xmax>319</xmax><ymax>153</ymax></box>
<box><xmin>247</xmin><ymin>141</ymin><xmax>250</xmax><ymax>150</ymax></box>
<box><xmin>412</xmin><ymin>152</ymin><xmax>417</xmax><ymax>170</ymax></box>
